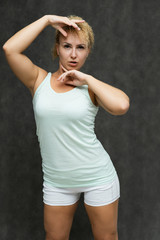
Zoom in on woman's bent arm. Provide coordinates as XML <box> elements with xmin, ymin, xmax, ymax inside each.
<box><xmin>86</xmin><ymin>75</ymin><xmax>130</xmax><ymax>115</ymax></box>
<box><xmin>57</xmin><ymin>69</ymin><xmax>130</xmax><ymax>115</ymax></box>
<box><xmin>3</xmin><ymin>15</ymin><xmax>84</xmax><ymax>93</ymax></box>
<box><xmin>2</xmin><ymin>16</ymin><xmax>50</xmax><ymax>91</ymax></box>
<box><xmin>3</xmin><ymin>16</ymin><xmax>49</xmax><ymax>54</ymax></box>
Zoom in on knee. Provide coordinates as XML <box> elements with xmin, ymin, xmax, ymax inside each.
<box><xmin>106</xmin><ymin>230</ymin><xmax>118</xmax><ymax>240</ymax></box>
<box><xmin>94</xmin><ymin>230</ymin><xmax>118</xmax><ymax>240</ymax></box>
<box><xmin>45</xmin><ymin>231</ymin><xmax>69</xmax><ymax>240</ymax></box>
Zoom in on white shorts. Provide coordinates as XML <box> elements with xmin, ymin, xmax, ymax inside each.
<box><xmin>43</xmin><ymin>174</ymin><xmax>120</xmax><ymax>207</ymax></box>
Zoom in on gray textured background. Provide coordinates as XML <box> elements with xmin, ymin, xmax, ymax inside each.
<box><xmin>1</xmin><ymin>0</ymin><xmax>160</xmax><ymax>239</ymax></box>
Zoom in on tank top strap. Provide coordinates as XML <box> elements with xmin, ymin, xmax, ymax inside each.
<box><xmin>32</xmin><ymin>72</ymin><xmax>51</xmax><ymax>101</ymax></box>
<box><xmin>46</xmin><ymin>72</ymin><xmax>52</xmax><ymax>85</ymax></box>
<box><xmin>78</xmin><ymin>84</ymin><xmax>98</xmax><ymax>109</ymax></box>
<box><xmin>45</xmin><ymin>72</ymin><xmax>52</xmax><ymax>89</ymax></box>
<box><xmin>40</xmin><ymin>71</ymin><xmax>51</xmax><ymax>88</ymax></box>
<box><xmin>78</xmin><ymin>84</ymin><xmax>88</xmax><ymax>96</ymax></box>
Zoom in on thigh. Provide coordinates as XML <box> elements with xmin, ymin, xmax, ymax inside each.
<box><xmin>44</xmin><ymin>201</ymin><xmax>79</xmax><ymax>240</ymax></box>
<box><xmin>43</xmin><ymin>183</ymin><xmax>81</xmax><ymax>240</ymax></box>
<box><xmin>84</xmin><ymin>174</ymin><xmax>120</xmax><ymax>207</ymax></box>
<box><xmin>83</xmin><ymin>175</ymin><xmax>120</xmax><ymax>239</ymax></box>
<box><xmin>84</xmin><ymin>199</ymin><xmax>119</xmax><ymax>240</ymax></box>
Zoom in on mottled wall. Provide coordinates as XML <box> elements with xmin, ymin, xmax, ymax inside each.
<box><xmin>1</xmin><ymin>0</ymin><xmax>160</xmax><ymax>239</ymax></box>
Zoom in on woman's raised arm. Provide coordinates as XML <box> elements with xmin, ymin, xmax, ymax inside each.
<box><xmin>3</xmin><ymin>15</ymin><xmax>50</xmax><ymax>92</ymax></box>
<box><xmin>2</xmin><ymin>15</ymin><xmax>84</xmax><ymax>93</ymax></box>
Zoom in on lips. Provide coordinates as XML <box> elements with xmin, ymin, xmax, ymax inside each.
<box><xmin>69</xmin><ymin>61</ymin><xmax>78</xmax><ymax>67</ymax></box>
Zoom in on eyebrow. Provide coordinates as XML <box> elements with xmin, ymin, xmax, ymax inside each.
<box><xmin>63</xmin><ymin>42</ymin><xmax>86</xmax><ymax>46</ymax></box>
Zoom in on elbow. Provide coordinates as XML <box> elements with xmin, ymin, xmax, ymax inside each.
<box><xmin>2</xmin><ymin>45</ymin><xmax>6</xmax><ymax>52</ymax></box>
<box><xmin>111</xmin><ymin>98</ymin><xmax>130</xmax><ymax>116</ymax></box>
<box><xmin>2</xmin><ymin>42</ymin><xmax>12</xmax><ymax>54</ymax></box>
<box><xmin>118</xmin><ymin>98</ymin><xmax>130</xmax><ymax>115</ymax></box>
<box><xmin>2</xmin><ymin>42</ymin><xmax>8</xmax><ymax>51</ymax></box>
<box><xmin>108</xmin><ymin>99</ymin><xmax>130</xmax><ymax>116</ymax></box>
<box><xmin>3</xmin><ymin>43</ymin><xmax>19</xmax><ymax>56</ymax></box>
<box><xmin>2</xmin><ymin>43</ymin><xmax>9</xmax><ymax>54</ymax></box>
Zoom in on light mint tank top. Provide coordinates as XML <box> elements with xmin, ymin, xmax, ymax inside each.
<box><xmin>32</xmin><ymin>72</ymin><xmax>117</xmax><ymax>188</ymax></box>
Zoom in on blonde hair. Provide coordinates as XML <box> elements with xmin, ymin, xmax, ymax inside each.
<box><xmin>51</xmin><ymin>15</ymin><xmax>94</xmax><ymax>59</ymax></box>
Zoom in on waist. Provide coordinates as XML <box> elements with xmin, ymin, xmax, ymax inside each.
<box><xmin>41</xmin><ymin>150</ymin><xmax>117</xmax><ymax>187</ymax></box>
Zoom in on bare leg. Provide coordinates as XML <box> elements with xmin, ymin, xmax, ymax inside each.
<box><xmin>44</xmin><ymin>201</ymin><xmax>79</xmax><ymax>240</ymax></box>
<box><xmin>84</xmin><ymin>199</ymin><xmax>119</xmax><ymax>240</ymax></box>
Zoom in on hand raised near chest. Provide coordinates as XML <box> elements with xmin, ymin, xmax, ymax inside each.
<box><xmin>57</xmin><ymin>64</ymin><xmax>90</xmax><ymax>87</ymax></box>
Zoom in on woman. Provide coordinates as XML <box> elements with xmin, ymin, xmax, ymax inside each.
<box><xmin>3</xmin><ymin>14</ymin><xmax>130</xmax><ymax>240</ymax></box>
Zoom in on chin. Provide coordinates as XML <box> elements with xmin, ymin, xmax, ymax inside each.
<box><xmin>68</xmin><ymin>66</ymin><xmax>79</xmax><ymax>71</ymax></box>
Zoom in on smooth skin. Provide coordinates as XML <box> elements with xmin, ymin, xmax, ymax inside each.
<box><xmin>3</xmin><ymin>15</ymin><xmax>128</xmax><ymax>239</ymax></box>
<box><xmin>44</xmin><ymin>201</ymin><xmax>79</xmax><ymax>240</ymax></box>
<box><xmin>44</xmin><ymin>200</ymin><xmax>119</xmax><ymax>240</ymax></box>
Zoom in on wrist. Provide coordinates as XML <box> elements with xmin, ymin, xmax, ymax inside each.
<box><xmin>85</xmin><ymin>74</ymin><xmax>94</xmax><ymax>85</ymax></box>
<box><xmin>43</xmin><ymin>15</ymin><xmax>52</xmax><ymax>27</ymax></box>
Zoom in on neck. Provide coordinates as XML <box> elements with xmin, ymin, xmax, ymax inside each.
<box><xmin>53</xmin><ymin>64</ymin><xmax>65</xmax><ymax>82</ymax></box>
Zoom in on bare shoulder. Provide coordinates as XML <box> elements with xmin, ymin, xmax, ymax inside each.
<box><xmin>88</xmin><ymin>87</ymin><xmax>98</xmax><ymax>106</ymax></box>
<box><xmin>30</xmin><ymin>68</ymin><xmax>48</xmax><ymax>98</ymax></box>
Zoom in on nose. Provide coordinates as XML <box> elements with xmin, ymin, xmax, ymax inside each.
<box><xmin>71</xmin><ymin>48</ymin><xmax>77</xmax><ymax>59</ymax></box>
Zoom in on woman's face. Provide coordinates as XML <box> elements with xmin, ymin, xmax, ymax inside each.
<box><xmin>56</xmin><ymin>32</ymin><xmax>90</xmax><ymax>71</ymax></box>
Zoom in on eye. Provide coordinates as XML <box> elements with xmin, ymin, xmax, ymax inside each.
<box><xmin>78</xmin><ymin>45</ymin><xmax>85</xmax><ymax>49</ymax></box>
<box><xmin>64</xmin><ymin>44</ymin><xmax>71</xmax><ymax>48</ymax></box>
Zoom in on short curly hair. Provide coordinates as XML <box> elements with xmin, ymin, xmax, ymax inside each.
<box><xmin>51</xmin><ymin>15</ymin><xmax>94</xmax><ymax>59</ymax></box>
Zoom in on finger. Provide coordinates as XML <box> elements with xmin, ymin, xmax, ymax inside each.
<box><xmin>57</xmin><ymin>69</ymin><xmax>75</xmax><ymax>80</ymax></box>
<box><xmin>67</xmin><ymin>21</ymin><xmax>80</xmax><ymax>30</ymax></box>
<box><xmin>58</xmin><ymin>27</ymin><xmax>67</xmax><ymax>37</ymax></box>
<box><xmin>62</xmin><ymin>19</ymin><xmax>85</xmax><ymax>31</ymax></box>
<box><xmin>65</xmin><ymin>81</ymin><xmax>75</xmax><ymax>86</ymax></box>
<box><xmin>60</xmin><ymin>63</ymin><xmax>68</xmax><ymax>72</ymax></box>
<box><xmin>71</xmin><ymin>19</ymin><xmax>85</xmax><ymax>30</ymax></box>
<box><xmin>60</xmin><ymin>72</ymin><xmax>69</xmax><ymax>82</ymax></box>
<box><xmin>57</xmin><ymin>72</ymin><xmax>66</xmax><ymax>81</ymax></box>
<box><xmin>58</xmin><ymin>70</ymin><xmax>73</xmax><ymax>81</ymax></box>
<box><xmin>57</xmin><ymin>74</ymin><xmax>63</xmax><ymax>81</ymax></box>
<box><xmin>71</xmin><ymin>19</ymin><xmax>85</xmax><ymax>23</ymax></box>
<box><xmin>66</xmin><ymin>20</ymin><xmax>81</xmax><ymax>31</ymax></box>
<box><xmin>57</xmin><ymin>68</ymin><xmax>69</xmax><ymax>81</ymax></box>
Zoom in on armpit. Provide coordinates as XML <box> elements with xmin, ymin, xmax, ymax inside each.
<box><xmin>88</xmin><ymin>88</ymin><xmax>99</xmax><ymax>107</ymax></box>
